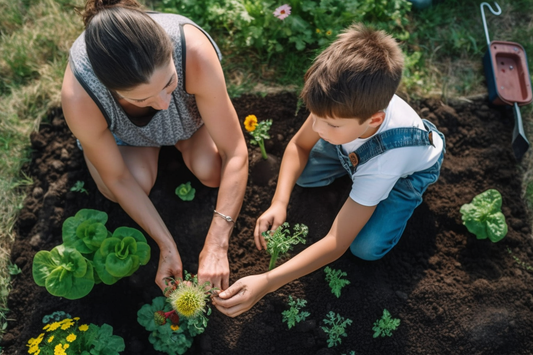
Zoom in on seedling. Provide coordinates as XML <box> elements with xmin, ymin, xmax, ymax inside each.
<box><xmin>321</xmin><ymin>311</ymin><xmax>353</xmax><ymax>348</ymax></box>
<box><xmin>70</xmin><ymin>180</ymin><xmax>88</xmax><ymax>194</ymax></box>
<box><xmin>175</xmin><ymin>181</ymin><xmax>195</xmax><ymax>201</ymax></box>
<box><xmin>372</xmin><ymin>309</ymin><xmax>400</xmax><ymax>338</ymax></box>
<box><xmin>459</xmin><ymin>189</ymin><xmax>508</xmax><ymax>242</ymax></box>
<box><xmin>282</xmin><ymin>295</ymin><xmax>310</xmax><ymax>329</ymax></box>
<box><xmin>244</xmin><ymin>114</ymin><xmax>272</xmax><ymax>159</ymax></box>
<box><xmin>324</xmin><ymin>266</ymin><xmax>350</xmax><ymax>298</ymax></box>
<box><xmin>262</xmin><ymin>222</ymin><xmax>308</xmax><ymax>270</ymax></box>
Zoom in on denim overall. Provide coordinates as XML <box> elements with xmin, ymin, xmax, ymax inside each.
<box><xmin>297</xmin><ymin>119</ymin><xmax>445</xmax><ymax>261</ymax></box>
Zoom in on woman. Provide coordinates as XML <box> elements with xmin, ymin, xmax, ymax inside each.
<box><xmin>61</xmin><ymin>0</ymin><xmax>248</xmax><ymax>293</ymax></box>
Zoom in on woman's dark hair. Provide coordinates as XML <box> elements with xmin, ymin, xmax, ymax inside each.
<box><xmin>81</xmin><ymin>0</ymin><xmax>173</xmax><ymax>91</ymax></box>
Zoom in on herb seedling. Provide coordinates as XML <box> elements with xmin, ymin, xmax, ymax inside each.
<box><xmin>282</xmin><ymin>295</ymin><xmax>310</xmax><ymax>329</ymax></box>
<box><xmin>321</xmin><ymin>311</ymin><xmax>353</xmax><ymax>348</ymax></box>
<box><xmin>372</xmin><ymin>309</ymin><xmax>400</xmax><ymax>338</ymax></box>
<box><xmin>459</xmin><ymin>189</ymin><xmax>508</xmax><ymax>242</ymax></box>
<box><xmin>175</xmin><ymin>181</ymin><xmax>196</xmax><ymax>201</ymax></box>
<box><xmin>244</xmin><ymin>114</ymin><xmax>272</xmax><ymax>160</ymax></box>
<box><xmin>262</xmin><ymin>222</ymin><xmax>308</xmax><ymax>270</ymax></box>
<box><xmin>324</xmin><ymin>266</ymin><xmax>350</xmax><ymax>298</ymax></box>
<box><xmin>70</xmin><ymin>180</ymin><xmax>88</xmax><ymax>194</ymax></box>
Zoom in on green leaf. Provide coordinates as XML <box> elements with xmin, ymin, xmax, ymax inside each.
<box><xmin>460</xmin><ymin>189</ymin><xmax>508</xmax><ymax>242</ymax></box>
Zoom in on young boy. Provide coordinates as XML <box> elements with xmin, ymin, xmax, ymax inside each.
<box><xmin>212</xmin><ymin>23</ymin><xmax>445</xmax><ymax>316</ymax></box>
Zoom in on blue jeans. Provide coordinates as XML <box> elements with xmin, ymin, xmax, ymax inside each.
<box><xmin>297</xmin><ymin>120</ymin><xmax>445</xmax><ymax>260</ymax></box>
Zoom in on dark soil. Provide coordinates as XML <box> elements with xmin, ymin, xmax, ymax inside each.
<box><xmin>3</xmin><ymin>92</ymin><xmax>533</xmax><ymax>355</ymax></box>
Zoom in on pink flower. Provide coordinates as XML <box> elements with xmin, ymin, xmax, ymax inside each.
<box><xmin>273</xmin><ymin>4</ymin><xmax>291</xmax><ymax>20</ymax></box>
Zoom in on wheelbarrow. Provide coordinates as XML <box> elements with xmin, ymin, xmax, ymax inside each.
<box><xmin>480</xmin><ymin>2</ymin><xmax>532</xmax><ymax>161</ymax></box>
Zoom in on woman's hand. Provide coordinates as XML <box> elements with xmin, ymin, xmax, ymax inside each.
<box><xmin>254</xmin><ymin>201</ymin><xmax>287</xmax><ymax>250</ymax></box>
<box><xmin>211</xmin><ymin>274</ymin><xmax>270</xmax><ymax>317</ymax></box>
<box><xmin>155</xmin><ymin>246</ymin><xmax>183</xmax><ymax>294</ymax></box>
<box><xmin>198</xmin><ymin>245</ymin><xmax>230</xmax><ymax>291</ymax></box>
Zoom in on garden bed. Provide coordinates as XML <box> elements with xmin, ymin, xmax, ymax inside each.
<box><xmin>3</xmin><ymin>92</ymin><xmax>533</xmax><ymax>355</ymax></box>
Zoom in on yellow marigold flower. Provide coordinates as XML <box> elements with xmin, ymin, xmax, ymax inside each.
<box><xmin>47</xmin><ymin>322</ymin><xmax>61</xmax><ymax>332</ymax></box>
<box><xmin>170</xmin><ymin>324</ymin><xmax>180</xmax><ymax>331</ymax></box>
<box><xmin>54</xmin><ymin>343</ymin><xmax>68</xmax><ymax>355</ymax></box>
<box><xmin>60</xmin><ymin>319</ymin><xmax>75</xmax><ymax>330</ymax></box>
<box><xmin>316</xmin><ymin>28</ymin><xmax>321</xmax><ymax>33</ymax></box>
<box><xmin>48</xmin><ymin>335</ymin><xmax>55</xmax><ymax>343</ymax></box>
<box><xmin>28</xmin><ymin>345</ymin><xmax>40</xmax><ymax>354</ymax></box>
<box><xmin>43</xmin><ymin>324</ymin><xmax>51</xmax><ymax>331</ymax></box>
<box><xmin>79</xmin><ymin>324</ymin><xmax>89</xmax><ymax>332</ymax></box>
<box><xmin>244</xmin><ymin>115</ymin><xmax>258</xmax><ymax>132</ymax></box>
<box><xmin>326</xmin><ymin>30</ymin><xmax>332</xmax><ymax>36</ymax></box>
<box><xmin>66</xmin><ymin>333</ymin><xmax>77</xmax><ymax>342</ymax></box>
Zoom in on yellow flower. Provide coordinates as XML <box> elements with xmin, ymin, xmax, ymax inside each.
<box><xmin>316</xmin><ymin>28</ymin><xmax>321</xmax><ymax>33</ymax></box>
<box><xmin>244</xmin><ymin>115</ymin><xmax>258</xmax><ymax>132</ymax></box>
<box><xmin>60</xmin><ymin>319</ymin><xmax>75</xmax><ymax>330</ymax></box>
<box><xmin>47</xmin><ymin>323</ymin><xmax>61</xmax><ymax>332</ymax></box>
<box><xmin>170</xmin><ymin>324</ymin><xmax>180</xmax><ymax>331</ymax></box>
<box><xmin>66</xmin><ymin>333</ymin><xmax>77</xmax><ymax>342</ymax></box>
<box><xmin>73</xmin><ymin>317</ymin><xmax>80</xmax><ymax>320</ymax></box>
<box><xmin>28</xmin><ymin>345</ymin><xmax>40</xmax><ymax>354</ymax></box>
<box><xmin>169</xmin><ymin>283</ymin><xmax>207</xmax><ymax>318</ymax></box>
<box><xmin>54</xmin><ymin>343</ymin><xmax>68</xmax><ymax>355</ymax></box>
<box><xmin>79</xmin><ymin>324</ymin><xmax>89</xmax><ymax>332</ymax></box>
<box><xmin>326</xmin><ymin>30</ymin><xmax>332</xmax><ymax>36</ymax></box>
<box><xmin>48</xmin><ymin>335</ymin><xmax>54</xmax><ymax>343</ymax></box>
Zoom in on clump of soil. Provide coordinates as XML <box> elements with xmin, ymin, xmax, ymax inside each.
<box><xmin>3</xmin><ymin>93</ymin><xmax>533</xmax><ymax>355</ymax></box>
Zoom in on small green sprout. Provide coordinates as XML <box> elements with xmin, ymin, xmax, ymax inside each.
<box><xmin>372</xmin><ymin>309</ymin><xmax>400</xmax><ymax>338</ymax></box>
<box><xmin>324</xmin><ymin>266</ymin><xmax>350</xmax><ymax>298</ymax></box>
<box><xmin>262</xmin><ymin>222</ymin><xmax>308</xmax><ymax>270</ymax></box>
<box><xmin>7</xmin><ymin>262</ymin><xmax>21</xmax><ymax>276</ymax></box>
<box><xmin>70</xmin><ymin>180</ymin><xmax>88</xmax><ymax>194</ymax></box>
<box><xmin>282</xmin><ymin>295</ymin><xmax>310</xmax><ymax>329</ymax></box>
<box><xmin>175</xmin><ymin>182</ymin><xmax>196</xmax><ymax>201</ymax></box>
<box><xmin>321</xmin><ymin>311</ymin><xmax>353</xmax><ymax>348</ymax></box>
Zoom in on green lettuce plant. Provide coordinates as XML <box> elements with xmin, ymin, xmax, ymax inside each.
<box><xmin>32</xmin><ymin>244</ymin><xmax>96</xmax><ymax>300</ymax></box>
<box><xmin>262</xmin><ymin>222</ymin><xmax>308</xmax><ymax>270</ymax></box>
<box><xmin>282</xmin><ymin>295</ymin><xmax>310</xmax><ymax>329</ymax></box>
<box><xmin>459</xmin><ymin>189</ymin><xmax>508</xmax><ymax>242</ymax></box>
<box><xmin>321</xmin><ymin>311</ymin><xmax>353</xmax><ymax>348</ymax></box>
<box><xmin>62</xmin><ymin>209</ymin><xmax>110</xmax><ymax>255</ymax></box>
<box><xmin>324</xmin><ymin>266</ymin><xmax>350</xmax><ymax>298</ymax></box>
<box><xmin>175</xmin><ymin>182</ymin><xmax>195</xmax><ymax>201</ymax></box>
<box><xmin>372</xmin><ymin>309</ymin><xmax>400</xmax><ymax>338</ymax></box>
<box><xmin>92</xmin><ymin>227</ymin><xmax>151</xmax><ymax>285</ymax></box>
<box><xmin>26</xmin><ymin>315</ymin><xmax>125</xmax><ymax>355</ymax></box>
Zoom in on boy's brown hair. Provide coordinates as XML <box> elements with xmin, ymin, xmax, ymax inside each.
<box><xmin>301</xmin><ymin>23</ymin><xmax>404</xmax><ymax>122</ymax></box>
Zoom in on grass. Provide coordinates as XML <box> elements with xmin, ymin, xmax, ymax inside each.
<box><xmin>0</xmin><ymin>0</ymin><xmax>532</xmax><ymax>349</ymax></box>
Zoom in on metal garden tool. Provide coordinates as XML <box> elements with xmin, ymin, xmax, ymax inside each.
<box><xmin>480</xmin><ymin>2</ymin><xmax>532</xmax><ymax>161</ymax></box>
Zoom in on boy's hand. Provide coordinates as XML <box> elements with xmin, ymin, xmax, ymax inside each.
<box><xmin>211</xmin><ymin>274</ymin><xmax>270</xmax><ymax>317</ymax></box>
<box><xmin>254</xmin><ymin>202</ymin><xmax>287</xmax><ymax>250</ymax></box>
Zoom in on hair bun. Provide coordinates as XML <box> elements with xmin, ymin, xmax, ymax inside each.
<box><xmin>80</xmin><ymin>0</ymin><xmax>142</xmax><ymax>27</ymax></box>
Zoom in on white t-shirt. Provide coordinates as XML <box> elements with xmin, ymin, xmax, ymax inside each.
<box><xmin>341</xmin><ymin>95</ymin><xmax>444</xmax><ymax>206</ymax></box>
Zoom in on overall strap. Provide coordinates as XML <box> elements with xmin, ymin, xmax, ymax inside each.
<box><xmin>338</xmin><ymin>119</ymin><xmax>438</xmax><ymax>171</ymax></box>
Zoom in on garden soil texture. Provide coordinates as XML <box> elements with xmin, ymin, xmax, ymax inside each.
<box><xmin>3</xmin><ymin>92</ymin><xmax>533</xmax><ymax>355</ymax></box>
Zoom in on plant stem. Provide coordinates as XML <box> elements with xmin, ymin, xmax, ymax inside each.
<box><xmin>268</xmin><ymin>249</ymin><xmax>279</xmax><ymax>270</ymax></box>
<box><xmin>259</xmin><ymin>139</ymin><xmax>268</xmax><ymax>160</ymax></box>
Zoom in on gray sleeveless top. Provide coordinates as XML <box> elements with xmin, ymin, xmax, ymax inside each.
<box><xmin>69</xmin><ymin>13</ymin><xmax>222</xmax><ymax>146</ymax></box>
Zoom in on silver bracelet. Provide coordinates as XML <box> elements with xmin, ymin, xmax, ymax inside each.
<box><xmin>213</xmin><ymin>210</ymin><xmax>235</xmax><ymax>224</ymax></box>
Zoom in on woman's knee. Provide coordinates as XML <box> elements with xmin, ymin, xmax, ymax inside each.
<box><xmin>349</xmin><ymin>241</ymin><xmax>387</xmax><ymax>261</ymax></box>
<box><xmin>192</xmin><ymin>155</ymin><xmax>221</xmax><ymax>188</ymax></box>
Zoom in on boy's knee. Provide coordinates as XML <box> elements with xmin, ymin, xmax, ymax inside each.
<box><xmin>349</xmin><ymin>242</ymin><xmax>386</xmax><ymax>261</ymax></box>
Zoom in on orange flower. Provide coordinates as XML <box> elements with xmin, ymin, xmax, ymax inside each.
<box><xmin>244</xmin><ymin>115</ymin><xmax>258</xmax><ymax>132</ymax></box>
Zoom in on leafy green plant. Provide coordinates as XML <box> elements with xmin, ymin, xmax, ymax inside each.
<box><xmin>459</xmin><ymin>189</ymin><xmax>508</xmax><ymax>242</ymax></box>
<box><xmin>138</xmin><ymin>272</ymin><xmax>217</xmax><ymax>355</ymax></box>
<box><xmin>372</xmin><ymin>309</ymin><xmax>400</xmax><ymax>338</ymax></box>
<box><xmin>92</xmin><ymin>227</ymin><xmax>151</xmax><ymax>285</ymax></box>
<box><xmin>282</xmin><ymin>295</ymin><xmax>310</xmax><ymax>329</ymax></box>
<box><xmin>244</xmin><ymin>114</ymin><xmax>272</xmax><ymax>159</ymax></box>
<box><xmin>32</xmin><ymin>209</ymin><xmax>151</xmax><ymax>298</ymax></box>
<box><xmin>42</xmin><ymin>311</ymin><xmax>71</xmax><ymax>324</ymax></box>
<box><xmin>262</xmin><ymin>222</ymin><xmax>308</xmax><ymax>270</ymax></box>
<box><xmin>32</xmin><ymin>244</ymin><xmax>96</xmax><ymax>300</ymax></box>
<box><xmin>324</xmin><ymin>266</ymin><xmax>350</xmax><ymax>298</ymax></box>
<box><xmin>7</xmin><ymin>262</ymin><xmax>21</xmax><ymax>276</ymax></box>
<box><xmin>321</xmin><ymin>311</ymin><xmax>353</xmax><ymax>348</ymax></box>
<box><xmin>70</xmin><ymin>180</ymin><xmax>88</xmax><ymax>194</ymax></box>
<box><xmin>25</xmin><ymin>316</ymin><xmax>125</xmax><ymax>355</ymax></box>
<box><xmin>175</xmin><ymin>182</ymin><xmax>196</xmax><ymax>201</ymax></box>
